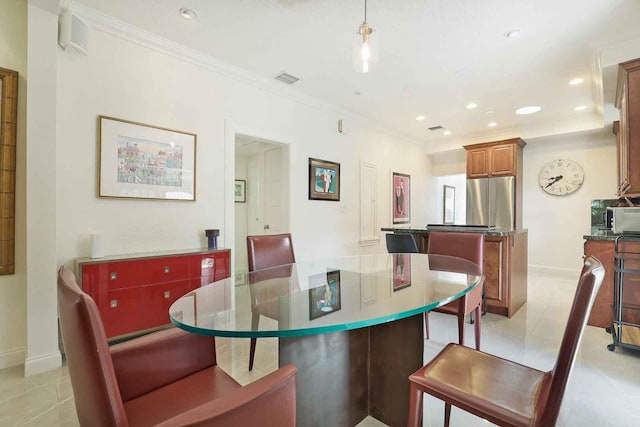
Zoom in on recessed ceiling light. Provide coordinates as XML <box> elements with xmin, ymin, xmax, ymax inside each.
<box><xmin>574</xmin><ymin>105</ymin><xmax>587</xmax><ymax>111</ymax></box>
<box><xmin>443</xmin><ymin>130</ymin><xmax>452</xmax><ymax>136</ymax></box>
<box><xmin>569</xmin><ymin>77</ymin><xmax>584</xmax><ymax>86</ymax></box>
<box><xmin>416</xmin><ymin>115</ymin><xmax>426</xmax><ymax>121</ymax></box>
<box><xmin>504</xmin><ymin>29</ymin><xmax>521</xmax><ymax>38</ymax></box>
<box><xmin>487</xmin><ymin>122</ymin><xmax>497</xmax><ymax>127</ymax></box>
<box><xmin>179</xmin><ymin>7</ymin><xmax>197</xmax><ymax>19</ymax></box>
<box><xmin>466</xmin><ymin>102</ymin><xmax>478</xmax><ymax>110</ymax></box>
<box><xmin>515</xmin><ymin>105</ymin><xmax>542</xmax><ymax>115</ymax></box>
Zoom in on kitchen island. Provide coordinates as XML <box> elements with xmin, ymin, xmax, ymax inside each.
<box><xmin>382</xmin><ymin>226</ymin><xmax>528</xmax><ymax>317</ymax></box>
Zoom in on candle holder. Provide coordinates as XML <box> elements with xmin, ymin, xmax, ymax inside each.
<box><xmin>205</xmin><ymin>229</ymin><xmax>220</xmax><ymax>250</ymax></box>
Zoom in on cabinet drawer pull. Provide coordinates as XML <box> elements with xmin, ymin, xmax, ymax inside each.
<box><xmin>164</xmin><ymin>291</ymin><xmax>170</xmax><ymax>299</ymax></box>
<box><xmin>110</xmin><ymin>272</ymin><xmax>117</xmax><ymax>280</ymax></box>
<box><xmin>164</xmin><ymin>266</ymin><xmax>170</xmax><ymax>273</ymax></box>
<box><xmin>110</xmin><ymin>300</ymin><xmax>118</xmax><ymax>308</ymax></box>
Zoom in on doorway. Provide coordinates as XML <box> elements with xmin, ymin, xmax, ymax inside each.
<box><xmin>234</xmin><ymin>134</ymin><xmax>290</xmax><ymax>274</ymax></box>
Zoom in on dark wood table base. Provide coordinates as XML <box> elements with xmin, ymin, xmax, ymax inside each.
<box><xmin>280</xmin><ymin>313</ymin><xmax>424</xmax><ymax>427</ymax></box>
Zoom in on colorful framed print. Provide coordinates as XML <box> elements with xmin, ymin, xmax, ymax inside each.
<box><xmin>234</xmin><ymin>179</ymin><xmax>246</xmax><ymax>203</ymax></box>
<box><xmin>308</xmin><ymin>270</ymin><xmax>342</xmax><ymax>320</ymax></box>
<box><xmin>392</xmin><ymin>254</ymin><xmax>411</xmax><ymax>291</ymax></box>
<box><xmin>309</xmin><ymin>158</ymin><xmax>340</xmax><ymax>201</ymax></box>
<box><xmin>392</xmin><ymin>172</ymin><xmax>410</xmax><ymax>224</ymax></box>
<box><xmin>98</xmin><ymin>116</ymin><xmax>196</xmax><ymax>201</ymax></box>
<box><xmin>443</xmin><ymin>185</ymin><xmax>455</xmax><ymax>224</ymax></box>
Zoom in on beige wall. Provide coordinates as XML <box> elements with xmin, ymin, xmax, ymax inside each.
<box><xmin>0</xmin><ymin>0</ymin><xmax>27</xmax><ymax>369</ymax></box>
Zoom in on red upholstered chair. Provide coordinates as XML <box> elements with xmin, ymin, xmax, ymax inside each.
<box><xmin>57</xmin><ymin>266</ymin><xmax>297</xmax><ymax>427</ymax></box>
<box><xmin>426</xmin><ymin>232</ymin><xmax>484</xmax><ymax>350</ymax></box>
<box><xmin>407</xmin><ymin>256</ymin><xmax>604</xmax><ymax>427</ymax></box>
<box><xmin>247</xmin><ymin>233</ymin><xmax>296</xmax><ymax>371</ymax></box>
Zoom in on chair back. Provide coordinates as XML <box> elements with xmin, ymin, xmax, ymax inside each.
<box><xmin>247</xmin><ymin>233</ymin><xmax>296</xmax><ymax>272</ymax></box>
<box><xmin>427</xmin><ymin>231</ymin><xmax>484</xmax><ymax>275</ymax></box>
<box><xmin>57</xmin><ymin>267</ymin><xmax>127</xmax><ymax>427</ymax></box>
<box><xmin>385</xmin><ymin>233</ymin><xmax>419</xmax><ymax>253</ymax></box>
<box><xmin>538</xmin><ymin>256</ymin><xmax>604</xmax><ymax>425</ymax></box>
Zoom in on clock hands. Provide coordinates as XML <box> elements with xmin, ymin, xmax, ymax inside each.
<box><xmin>544</xmin><ymin>175</ymin><xmax>563</xmax><ymax>188</ymax></box>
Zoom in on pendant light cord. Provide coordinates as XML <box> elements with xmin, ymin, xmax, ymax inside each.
<box><xmin>364</xmin><ymin>0</ymin><xmax>367</xmax><ymax>23</ymax></box>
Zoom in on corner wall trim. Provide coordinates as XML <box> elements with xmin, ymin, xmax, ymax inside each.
<box><xmin>0</xmin><ymin>348</ymin><xmax>26</xmax><ymax>370</ymax></box>
<box><xmin>24</xmin><ymin>351</ymin><xmax>62</xmax><ymax>377</ymax></box>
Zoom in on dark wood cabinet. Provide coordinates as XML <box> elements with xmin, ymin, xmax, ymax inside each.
<box><xmin>76</xmin><ymin>249</ymin><xmax>231</xmax><ymax>340</ymax></box>
<box><xmin>615</xmin><ymin>58</ymin><xmax>640</xmax><ymax>196</ymax></box>
<box><xmin>464</xmin><ymin>138</ymin><xmax>525</xmax><ymax>179</ymax></box>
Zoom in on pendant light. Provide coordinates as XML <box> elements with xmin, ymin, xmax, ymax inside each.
<box><xmin>353</xmin><ymin>0</ymin><xmax>378</xmax><ymax>73</ymax></box>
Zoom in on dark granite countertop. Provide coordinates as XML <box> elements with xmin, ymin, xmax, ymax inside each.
<box><xmin>584</xmin><ymin>227</ymin><xmax>640</xmax><ymax>241</ymax></box>
<box><xmin>381</xmin><ymin>226</ymin><xmax>527</xmax><ymax>237</ymax></box>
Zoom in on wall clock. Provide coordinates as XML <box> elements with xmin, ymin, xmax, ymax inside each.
<box><xmin>538</xmin><ymin>158</ymin><xmax>584</xmax><ymax>196</ymax></box>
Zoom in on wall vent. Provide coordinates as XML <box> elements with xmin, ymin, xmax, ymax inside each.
<box><xmin>274</xmin><ymin>72</ymin><xmax>300</xmax><ymax>85</ymax></box>
<box><xmin>428</xmin><ymin>126</ymin><xmax>444</xmax><ymax>131</ymax></box>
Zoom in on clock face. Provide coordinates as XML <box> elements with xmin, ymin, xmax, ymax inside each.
<box><xmin>538</xmin><ymin>159</ymin><xmax>584</xmax><ymax>196</ymax></box>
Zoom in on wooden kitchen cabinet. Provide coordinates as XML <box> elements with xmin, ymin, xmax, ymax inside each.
<box><xmin>464</xmin><ymin>138</ymin><xmax>526</xmax><ymax>179</ymax></box>
<box><xmin>615</xmin><ymin>58</ymin><xmax>640</xmax><ymax>196</ymax></box>
<box><xmin>76</xmin><ymin>248</ymin><xmax>231</xmax><ymax>340</ymax></box>
<box><xmin>483</xmin><ymin>232</ymin><xmax>528</xmax><ymax>318</ymax></box>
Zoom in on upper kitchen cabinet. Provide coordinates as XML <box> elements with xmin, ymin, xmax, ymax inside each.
<box><xmin>464</xmin><ymin>138</ymin><xmax>526</xmax><ymax>179</ymax></box>
<box><xmin>615</xmin><ymin>58</ymin><xmax>640</xmax><ymax>197</ymax></box>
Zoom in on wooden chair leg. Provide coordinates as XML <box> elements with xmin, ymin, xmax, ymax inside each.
<box><xmin>444</xmin><ymin>402</ymin><xmax>452</xmax><ymax>427</ymax></box>
<box><xmin>473</xmin><ymin>304</ymin><xmax>482</xmax><ymax>351</ymax></box>
<box><xmin>424</xmin><ymin>312</ymin><xmax>430</xmax><ymax>340</ymax></box>
<box><xmin>456</xmin><ymin>306</ymin><xmax>465</xmax><ymax>347</ymax></box>
<box><xmin>407</xmin><ymin>382</ymin><xmax>424</xmax><ymax>427</ymax></box>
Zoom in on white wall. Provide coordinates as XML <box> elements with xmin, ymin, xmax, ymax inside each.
<box><xmin>55</xmin><ymin>16</ymin><xmax>432</xmax><ymax>268</ymax></box>
<box><xmin>523</xmin><ymin>127</ymin><xmax>617</xmax><ymax>274</ymax></box>
<box><xmin>0</xmin><ymin>0</ymin><xmax>27</xmax><ymax>369</ymax></box>
<box><xmin>234</xmin><ymin>154</ymin><xmax>249</xmax><ymax>273</ymax></box>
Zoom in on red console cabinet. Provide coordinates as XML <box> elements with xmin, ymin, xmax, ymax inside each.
<box><xmin>76</xmin><ymin>248</ymin><xmax>231</xmax><ymax>340</ymax></box>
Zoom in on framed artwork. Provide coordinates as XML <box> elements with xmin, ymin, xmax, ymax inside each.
<box><xmin>309</xmin><ymin>270</ymin><xmax>342</xmax><ymax>320</ymax></box>
<box><xmin>392</xmin><ymin>254</ymin><xmax>411</xmax><ymax>291</ymax></box>
<box><xmin>234</xmin><ymin>179</ymin><xmax>246</xmax><ymax>203</ymax></box>
<box><xmin>98</xmin><ymin>116</ymin><xmax>197</xmax><ymax>201</ymax></box>
<box><xmin>392</xmin><ymin>172</ymin><xmax>410</xmax><ymax>224</ymax></box>
<box><xmin>443</xmin><ymin>185</ymin><xmax>455</xmax><ymax>224</ymax></box>
<box><xmin>309</xmin><ymin>157</ymin><xmax>340</xmax><ymax>201</ymax></box>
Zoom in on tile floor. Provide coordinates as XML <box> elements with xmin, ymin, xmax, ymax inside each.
<box><xmin>1</xmin><ymin>269</ymin><xmax>640</xmax><ymax>426</ymax></box>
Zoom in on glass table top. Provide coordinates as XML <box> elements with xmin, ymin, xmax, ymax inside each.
<box><xmin>169</xmin><ymin>253</ymin><xmax>481</xmax><ymax>338</ymax></box>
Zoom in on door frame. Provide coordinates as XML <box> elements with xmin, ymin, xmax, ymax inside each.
<box><xmin>224</xmin><ymin>119</ymin><xmax>293</xmax><ymax>275</ymax></box>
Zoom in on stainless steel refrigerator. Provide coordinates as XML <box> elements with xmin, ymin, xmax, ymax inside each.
<box><xmin>466</xmin><ymin>176</ymin><xmax>516</xmax><ymax>229</ymax></box>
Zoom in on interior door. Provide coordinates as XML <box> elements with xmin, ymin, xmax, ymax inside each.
<box><xmin>263</xmin><ymin>147</ymin><xmax>285</xmax><ymax>235</ymax></box>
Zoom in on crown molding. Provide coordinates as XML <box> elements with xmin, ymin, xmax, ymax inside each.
<box><xmin>68</xmin><ymin>1</ymin><xmax>424</xmax><ymax>148</ymax></box>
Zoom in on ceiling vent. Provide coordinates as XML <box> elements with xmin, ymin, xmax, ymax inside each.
<box><xmin>428</xmin><ymin>126</ymin><xmax>444</xmax><ymax>131</ymax></box>
<box><xmin>274</xmin><ymin>72</ymin><xmax>300</xmax><ymax>85</ymax></box>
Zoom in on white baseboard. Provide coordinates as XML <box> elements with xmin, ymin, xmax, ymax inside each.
<box><xmin>24</xmin><ymin>351</ymin><xmax>62</xmax><ymax>376</ymax></box>
<box><xmin>0</xmin><ymin>348</ymin><xmax>26</xmax><ymax>370</ymax></box>
<box><xmin>529</xmin><ymin>264</ymin><xmax>580</xmax><ymax>279</ymax></box>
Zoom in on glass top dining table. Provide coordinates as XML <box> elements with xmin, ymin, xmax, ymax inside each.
<box><xmin>169</xmin><ymin>252</ymin><xmax>482</xmax><ymax>427</ymax></box>
<box><xmin>169</xmin><ymin>253</ymin><xmax>481</xmax><ymax>339</ymax></box>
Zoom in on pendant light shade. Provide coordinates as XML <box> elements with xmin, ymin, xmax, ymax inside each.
<box><xmin>353</xmin><ymin>0</ymin><xmax>378</xmax><ymax>73</ymax></box>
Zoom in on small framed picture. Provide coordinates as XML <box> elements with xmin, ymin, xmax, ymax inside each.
<box><xmin>309</xmin><ymin>158</ymin><xmax>340</xmax><ymax>201</ymax></box>
<box><xmin>309</xmin><ymin>270</ymin><xmax>342</xmax><ymax>320</ymax></box>
<box><xmin>392</xmin><ymin>172</ymin><xmax>410</xmax><ymax>224</ymax></box>
<box><xmin>234</xmin><ymin>179</ymin><xmax>246</xmax><ymax>203</ymax></box>
<box><xmin>443</xmin><ymin>185</ymin><xmax>455</xmax><ymax>224</ymax></box>
<box><xmin>392</xmin><ymin>254</ymin><xmax>411</xmax><ymax>291</ymax></box>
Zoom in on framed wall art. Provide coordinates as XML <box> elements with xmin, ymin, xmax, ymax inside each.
<box><xmin>443</xmin><ymin>185</ymin><xmax>455</xmax><ymax>224</ymax></box>
<box><xmin>308</xmin><ymin>270</ymin><xmax>342</xmax><ymax>320</ymax></box>
<box><xmin>234</xmin><ymin>179</ymin><xmax>246</xmax><ymax>203</ymax></box>
<box><xmin>392</xmin><ymin>253</ymin><xmax>411</xmax><ymax>291</ymax></box>
<box><xmin>392</xmin><ymin>172</ymin><xmax>410</xmax><ymax>224</ymax></box>
<box><xmin>98</xmin><ymin>116</ymin><xmax>197</xmax><ymax>201</ymax></box>
<box><xmin>309</xmin><ymin>157</ymin><xmax>340</xmax><ymax>201</ymax></box>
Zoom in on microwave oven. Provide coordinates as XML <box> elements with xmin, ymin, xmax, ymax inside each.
<box><xmin>608</xmin><ymin>207</ymin><xmax>640</xmax><ymax>234</ymax></box>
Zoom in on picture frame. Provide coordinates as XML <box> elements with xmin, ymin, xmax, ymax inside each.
<box><xmin>443</xmin><ymin>185</ymin><xmax>455</xmax><ymax>224</ymax></box>
<box><xmin>392</xmin><ymin>172</ymin><xmax>410</xmax><ymax>224</ymax></box>
<box><xmin>98</xmin><ymin>116</ymin><xmax>197</xmax><ymax>201</ymax></box>
<box><xmin>392</xmin><ymin>254</ymin><xmax>411</xmax><ymax>291</ymax></box>
<box><xmin>308</xmin><ymin>270</ymin><xmax>342</xmax><ymax>320</ymax></box>
<box><xmin>309</xmin><ymin>157</ymin><xmax>340</xmax><ymax>201</ymax></box>
<box><xmin>234</xmin><ymin>179</ymin><xmax>246</xmax><ymax>203</ymax></box>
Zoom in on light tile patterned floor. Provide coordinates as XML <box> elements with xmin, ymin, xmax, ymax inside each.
<box><xmin>2</xmin><ymin>269</ymin><xmax>640</xmax><ymax>426</ymax></box>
